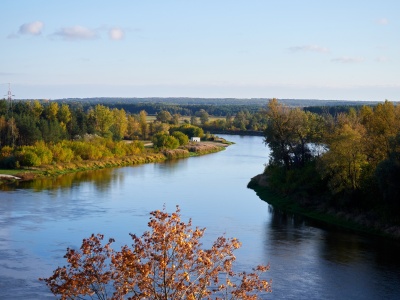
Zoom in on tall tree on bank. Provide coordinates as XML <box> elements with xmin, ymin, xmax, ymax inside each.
<box><xmin>139</xmin><ymin>110</ymin><xmax>148</xmax><ymax>140</ymax></box>
<box><xmin>88</xmin><ymin>104</ymin><xmax>114</xmax><ymax>138</ymax></box>
<box><xmin>263</xmin><ymin>99</ymin><xmax>323</xmax><ymax>169</ymax></box>
<box><xmin>319</xmin><ymin>112</ymin><xmax>368</xmax><ymax>193</ymax></box>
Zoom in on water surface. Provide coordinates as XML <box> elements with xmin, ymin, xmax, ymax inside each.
<box><xmin>1</xmin><ymin>135</ymin><xmax>399</xmax><ymax>299</ymax></box>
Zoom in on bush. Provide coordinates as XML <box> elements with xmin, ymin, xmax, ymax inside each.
<box><xmin>171</xmin><ymin>131</ymin><xmax>189</xmax><ymax>145</ymax></box>
<box><xmin>15</xmin><ymin>148</ymin><xmax>41</xmax><ymax>167</ymax></box>
<box><xmin>152</xmin><ymin>132</ymin><xmax>179</xmax><ymax>150</ymax></box>
<box><xmin>33</xmin><ymin>141</ymin><xmax>53</xmax><ymax>165</ymax></box>
<box><xmin>41</xmin><ymin>206</ymin><xmax>271</xmax><ymax>299</ymax></box>
<box><xmin>170</xmin><ymin>124</ymin><xmax>204</xmax><ymax>138</ymax></box>
<box><xmin>50</xmin><ymin>143</ymin><xmax>74</xmax><ymax>163</ymax></box>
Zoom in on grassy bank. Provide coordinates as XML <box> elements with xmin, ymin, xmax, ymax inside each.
<box><xmin>0</xmin><ymin>141</ymin><xmax>229</xmax><ymax>185</ymax></box>
<box><xmin>247</xmin><ymin>177</ymin><xmax>400</xmax><ymax>239</ymax></box>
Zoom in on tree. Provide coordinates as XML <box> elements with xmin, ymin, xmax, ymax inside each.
<box><xmin>172</xmin><ymin>113</ymin><xmax>181</xmax><ymax>125</ymax></box>
<box><xmin>233</xmin><ymin>110</ymin><xmax>249</xmax><ymax>130</ymax></box>
<box><xmin>156</xmin><ymin>110</ymin><xmax>173</xmax><ymax>123</ymax></box>
<box><xmin>360</xmin><ymin>101</ymin><xmax>400</xmax><ymax>168</ymax></box>
<box><xmin>319</xmin><ymin>113</ymin><xmax>368</xmax><ymax>193</ymax></box>
<box><xmin>190</xmin><ymin>115</ymin><xmax>198</xmax><ymax>126</ymax></box>
<box><xmin>46</xmin><ymin>102</ymin><xmax>60</xmax><ymax>122</ymax></box>
<box><xmin>139</xmin><ymin>110</ymin><xmax>148</xmax><ymax>140</ymax></box>
<box><xmin>152</xmin><ymin>132</ymin><xmax>179</xmax><ymax>150</ymax></box>
<box><xmin>31</xmin><ymin>100</ymin><xmax>44</xmax><ymax>121</ymax></box>
<box><xmin>88</xmin><ymin>105</ymin><xmax>114</xmax><ymax>138</ymax></box>
<box><xmin>58</xmin><ymin>104</ymin><xmax>72</xmax><ymax>133</ymax></box>
<box><xmin>41</xmin><ymin>206</ymin><xmax>271</xmax><ymax>299</ymax></box>
<box><xmin>263</xmin><ymin>99</ymin><xmax>324</xmax><ymax>170</ymax></box>
<box><xmin>0</xmin><ymin>116</ymin><xmax>7</xmax><ymax>146</ymax></box>
<box><xmin>171</xmin><ymin>124</ymin><xmax>204</xmax><ymax>138</ymax></box>
<box><xmin>196</xmin><ymin>109</ymin><xmax>210</xmax><ymax>125</ymax></box>
<box><xmin>172</xmin><ymin>131</ymin><xmax>189</xmax><ymax>146</ymax></box>
<box><xmin>111</xmin><ymin>108</ymin><xmax>128</xmax><ymax>141</ymax></box>
<box><xmin>126</xmin><ymin>115</ymin><xmax>141</xmax><ymax>140</ymax></box>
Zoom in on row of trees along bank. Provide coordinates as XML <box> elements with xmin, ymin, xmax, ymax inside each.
<box><xmin>0</xmin><ymin>100</ymin><xmax>210</xmax><ymax>169</ymax></box>
<box><xmin>258</xmin><ymin>99</ymin><xmax>400</xmax><ymax>234</ymax></box>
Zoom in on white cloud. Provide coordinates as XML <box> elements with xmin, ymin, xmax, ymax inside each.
<box><xmin>109</xmin><ymin>28</ymin><xmax>125</xmax><ymax>40</ymax></box>
<box><xmin>18</xmin><ymin>21</ymin><xmax>44</xmax><ymax>35</ymax></box>
<box><xmin>289</xmin><ymin>45</ymin><xmax>329</xmax><ymax>53</ymax></box>
<box><xmin>376</xmin><ymin>18</ymin><xmax>389</xmax><ymax>25</ymax></box>
<box><xmin>331</xmin><ymin>56</ymin><xmax>365</xmax><ymax>63</ymax></box>
<box><xmin>53</xmin><ymin>26</ymin><xmax>98</xmax><ymax>40</ymax></box>
<box><xmin>375</xmin><ymin>56</ymin><xmax>389</xmax><ymax>62</ymax></box>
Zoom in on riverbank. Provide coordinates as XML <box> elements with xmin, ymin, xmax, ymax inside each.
<box><xmin>248</xmin><ymin>174</ymin><xmax>400</xmax><ymax>239</ymax></box>
<box><xmin>0</xmin><ymin>141</ymin><xmax>229</xmax><ymax>186</ymax></box>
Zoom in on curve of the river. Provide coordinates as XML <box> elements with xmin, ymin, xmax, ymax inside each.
<box><xmin>0</xmin><ymin>135</ymin><xmax>400</xmax><ymax>299</ymax></box>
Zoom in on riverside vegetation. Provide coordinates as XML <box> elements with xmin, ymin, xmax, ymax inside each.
<box><xmin>2</xmin><ymin>97</ymin><xmax>400</xmax><ymax>238</ymax></box>
<box><xmin>0</xmin><ymin>100</ymin><xmax>229</xmax><ymax>183</ymax></box>
<box><xmin>248</xmin><ymin>99</ymin><xmax>400</xmax><ymax>238</ymax></box>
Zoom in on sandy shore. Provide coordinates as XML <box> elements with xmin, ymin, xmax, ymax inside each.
<box><xmin>0</xmin><ymin>174</ymin><xmax>21</xmax><ymax>180</ymax></box>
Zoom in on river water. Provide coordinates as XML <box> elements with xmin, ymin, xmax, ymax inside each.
<box><xmin>0</xmin><ymin>135</ymin><xmax>400</xmax><ymax>299</ymax></box>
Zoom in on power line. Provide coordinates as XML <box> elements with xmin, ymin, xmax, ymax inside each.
<box><xmin>2</xmin><ymin>83</ymin><xmax>16</xmax><ymax>147</ymax></box>
<box><xmin>5</xmin><ymin>83</ymin><xmax>15</xmax><ymax>101</ymax></box>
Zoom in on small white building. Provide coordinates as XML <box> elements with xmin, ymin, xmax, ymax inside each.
<box><xmin>191</xmin><ymin>137</ymin><xmax>200</xmax><ymax>142</ymax></box>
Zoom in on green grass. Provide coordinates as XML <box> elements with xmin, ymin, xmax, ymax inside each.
<box><xmin>0</xmin><ymin>169</ymin><xmax>23</xmax><ymax>175</ymax></box>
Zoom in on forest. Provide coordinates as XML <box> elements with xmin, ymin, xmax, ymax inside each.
<box><xmin>0</xmin><ymin>99</ymin><xmax>217</xmax><ymax>170</ymax></box>
<box><xmin>251</xmin><ymin>98</ymin><xmax>400</xmax><ymax>235</ymax></box>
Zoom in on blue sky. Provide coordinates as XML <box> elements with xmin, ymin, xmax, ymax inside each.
<box><xmin>1</xmin><ymin>0</ymin><xmax>399</xmax><ymax>101</ymax></box>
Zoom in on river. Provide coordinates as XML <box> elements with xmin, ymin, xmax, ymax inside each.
<box><xmin>0</xmin><ymin>135</ymin><xmax>400</xmax><ymax>299</ymax></box>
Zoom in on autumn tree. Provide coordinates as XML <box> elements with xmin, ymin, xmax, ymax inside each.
<box><xmin>41</xmin><ymin>206</ymin><xmax>271</xmax><ymax>299</ymax></box>
<box><xmin>152</xmin><ymin>132</ymin><xmax>179</xmax><ymax>150</ymax></box>
<box><xmin>111</xmin><ymin>108</ymin><xmax>128</xmax><ymax>141</ymax></box>
<box><xmin>139</xmin><ymin>110</ymin><xmax>148</xmax><ymax>140</ymax></box>
<box><xmin>31</xmin><ymin>100</ymin><xmax>44</xmax><ymax>121</ymax></box>
<box><xmin>88</xmin><ymin>104</ymin><xmax>114</xmax><ymax>138</ymax></box>
<box><xmin>58</xmin><ymin>104</ymin><xmax>72</xmax><ymax>132</ymax></box>
<box><xmin>360</xmin><ymin>101</ymin><xmax>400</xmax><ymax>168</ymax></box>
<box><xmin>45</xmin><ymin>102</ymin><xmax>60</xmax><ymax>122</ymax></box>
<box><xmin>264</xmin><ymin>99</ymin><xmax>323</xmax><ymax>169</ymax></box>
<box><xmin>126</xmin><ymin>115</ymin><xmax>141</xmax><ymax>140</ymax></box>
<box><xmin>318</xmin><ymin>111</ymin><xmax>368</xmax><ymax>193</ymax></box>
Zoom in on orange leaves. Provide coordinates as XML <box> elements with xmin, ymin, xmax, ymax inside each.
<box><xmin>41</xmin><ymin>206</ymin><xmax>271</xmax><ymax>299</ymax></box>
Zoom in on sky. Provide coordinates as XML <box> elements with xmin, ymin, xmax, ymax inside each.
<box><xmin>1</xmin><ymin>0</ymin><xmax>399</xmax><ymax>101</ymax></box>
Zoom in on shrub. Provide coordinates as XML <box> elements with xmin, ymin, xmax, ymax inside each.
<box><xmin>33</xmin><ymin>141</ymin><xmax>53</xmax><ymax>165</ymax></box>
<box><xmin>152</xmin><ymin>132</ymin><xmax>179</xmax><ymax>150</ymax></box>
<box><xmin>50</xmin><ymin>143</ymin><xmax>74</xmax><ymax>163</ymax></box>
<box><xmin>171</xmin><ymin>131</ymin><xmax>189</xmax><ymax>145</ymax></box>
<box><xmin>15</xmin><ymin>148</ymin><xmax>41</xmax><ymax>167</ymax></box>
<box><xmin>41</xmin><ymin>206</ymin><xmax>271</xmax><ymax>299</ymax></box>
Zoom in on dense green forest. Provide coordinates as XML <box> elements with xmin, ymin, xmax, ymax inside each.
<box><xmin>252</xmin><ymin>99</ymin><xmax>400</xmax><ymax>234</ymax></box>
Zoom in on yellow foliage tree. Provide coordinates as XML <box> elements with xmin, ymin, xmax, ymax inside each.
<box><xmin>41</xmin><ymin>206</ymin><xmax>271</xmax><ymax>299</ymax></box>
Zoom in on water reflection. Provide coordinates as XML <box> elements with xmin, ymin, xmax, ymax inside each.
<box><xmin>155</xmin><ymin>159</ymin><xmax>189</xmax><ymax>174</ymax></box>
<box><xmin>2</xmin><ymin>168</ymin><xmax>123</xmax><ymax>192</ymax></box>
